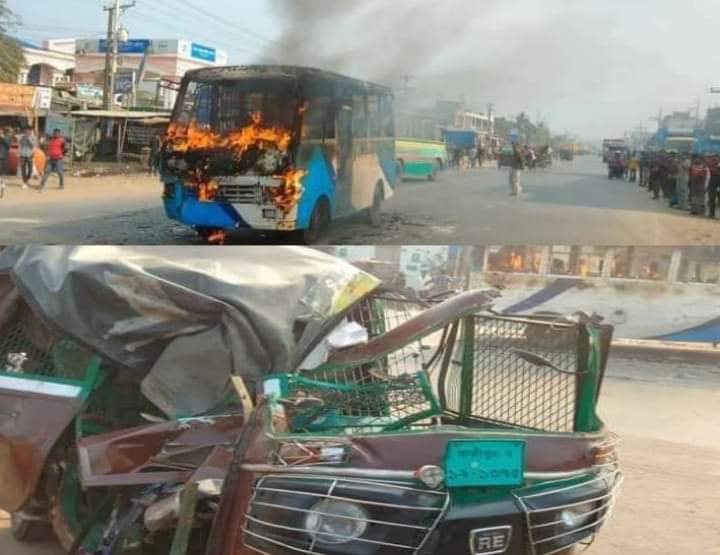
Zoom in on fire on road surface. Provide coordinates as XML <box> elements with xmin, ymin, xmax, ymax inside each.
<box><xmin>1</xmin><ymin>158</ymin><xmax>720</xmax><ymax>246</ymax></box>
<box><xmin>2</xmin><ymin>356</ymin><xmax>718</xmax><ymax>555</ymax></box>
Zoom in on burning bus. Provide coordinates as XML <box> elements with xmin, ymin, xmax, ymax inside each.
<box><xmin>161</xmin><ymin>66</ymin><xmax>398</xmax><ymax>243</ymax></box>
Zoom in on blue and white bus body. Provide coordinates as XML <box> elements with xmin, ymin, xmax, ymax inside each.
<box><xmin>161</xmin><ymin>66</ymin><xmax>397</xmax><ymax>240</ymax></box>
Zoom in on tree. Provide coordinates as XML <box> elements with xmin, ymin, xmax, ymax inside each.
<box><xmin>0</xmin><ymin>0</ymin><xmax>24</xmax><ymax>83</ymax></box>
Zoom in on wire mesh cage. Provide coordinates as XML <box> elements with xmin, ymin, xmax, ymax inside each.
<box><xmin>0</xmin><ymin>301</ymin><xmax>96</xmax><ymax>383</ymax></box>
<box><xmin>338</xmin><ymin>292</ymin><xmax>448</xmax><ymax>379</ymax></box>
<box><xmin>442</xmin><ymin>315</ymin><xmax>583</xmax><ymax>433</ymax></box>
<box><xmin>267</xmin><ymin>370</ymin><xmax>441</xmax><ymax>434</ymax></box>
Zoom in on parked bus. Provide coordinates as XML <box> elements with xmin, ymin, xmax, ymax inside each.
<box><xmin>161</xmin><ymin>66</ymin><xmax>397</xmax><ymax>243</ymax></box>
<box><xmin>395</xmin><ymin>138</ymin><xmax>448</xmax><ymax>180</ymax></box>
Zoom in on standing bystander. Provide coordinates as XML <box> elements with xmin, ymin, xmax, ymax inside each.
<box><xmin>19</xmin><ymin>127</ymin><xmax>36</xmax><ymax>189</ymax></box>
<box><xmin>38</xmin><ymin>129</ymin><xmax>67</xmax><ymax>192</ymax></box>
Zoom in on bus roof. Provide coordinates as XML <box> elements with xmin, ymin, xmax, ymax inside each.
<box><xmin>183</xmin><ymin>65</ymin><xmax>393</xmax><ymax>96</ymax></box>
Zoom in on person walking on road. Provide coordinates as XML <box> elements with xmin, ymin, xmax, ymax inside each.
<box><xmin>38</xmin><ymin>129</ymin><xmax>66</xmax><ymax>192</ymax></box>
<box><xmin>675</xmin><ymin>154</ymin><xmax>691</xmax><ymax>211</ymax></box>
<box><xmin>19</xmin><ymin>127</ymin><xmax>36</xmax><ymax>189</ymax></box>
<box><xmin>689</xmin><ymin>155</ymin><xmax>710</xmax><ymax>216</ymax></box>
<box><xmin>148</xmin><ymin>132</ymin><xmax>162</xmax><ymax>176</ymax></box>
<box><xmin>648</xmin><ymin>155</ymin><xmax>661</xmax><ymax>199</ymax></box>
<box><xmin>708</xmin><ymin>156</ymin><xmax>720</xmax><ymax>219</ymax></box>
<box><xmin>628</xmin><ymin>152</ymin><xmax>639</xmax><ymax>183</ymax></box>
<box><xmin>0</xmin><ymin>128</ymin><xmax>8</xmax><ymax>197</ymax></box>
<box><xmin>509</xmin><ymin>143</ymin><xmax>525</xmax><ymax>196</ymax></box>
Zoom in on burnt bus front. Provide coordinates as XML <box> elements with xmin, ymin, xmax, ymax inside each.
<box><xmin>208</xmin><ymin>295</ymin><xmax>622</xmax><ymax>555</ymax></box>
<box><xmin>161</xmin><ymin>65</ymin><xmax>397</xmax><ymax>243</ymax></box>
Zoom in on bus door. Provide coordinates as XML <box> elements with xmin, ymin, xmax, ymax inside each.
<box><xmin>335</xmin><ymin>98</ymin><xmax>355</xmax><ymax>215</ymax></box>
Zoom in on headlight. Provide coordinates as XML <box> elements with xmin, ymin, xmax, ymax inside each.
<box><xmin>303</xmin><ymin>499</ymin><xmax>369</xmax><ymax>545</ymax></box>
<box><xmin>559</xmin><ymin>502</ymin><xmax>596</xmax><ymax>529</ymax></box>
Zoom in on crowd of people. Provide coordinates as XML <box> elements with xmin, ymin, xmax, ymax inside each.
<box><xmin>449</xmin><ymin>144</ymin><xmax>488</xmax><ymax>170</ymax></box>
<box><xmin>0</xmin><ymin>125</ymin><xmax>164</xmax><ymax>194</ymax></box>
<box><xmin>0</xmin><ymin>125</ymin><xmax>68</xmax><ymax>192</ymax></box>
<box><xmin>630</xmin><ymin>151</ymin><xmax>720</xmax><ymax>218</ymax></box>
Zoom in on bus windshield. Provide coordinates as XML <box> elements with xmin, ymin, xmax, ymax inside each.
<box><xmin>165</xmin><ymin>78</ymin><xmax>302</xmax><ymax>177</ymax></box>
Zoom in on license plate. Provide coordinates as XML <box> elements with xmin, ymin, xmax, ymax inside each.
<box><xmin>444</xmin><ymin>440</ymin><xmax>525</xmax><ymax>488</ymax></box>
<box><xmin>470</xmin><ymin>526</ymin><xmax>512</xmax><ymax>554</ymax></box>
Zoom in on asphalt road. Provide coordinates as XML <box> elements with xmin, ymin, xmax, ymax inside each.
<box><xmin>1</xmin><ymin>157</ymin><xmax>720</xmax><ymax>245</ymax></box>
<box><xmin>1</xmin><ymin>352</ymin><xmax>719</xmax><ymax>555</ymax></box>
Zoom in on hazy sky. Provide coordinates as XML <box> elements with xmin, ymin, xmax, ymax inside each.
<box><xmin>8</xmin><ymin>0</ymin><xmax>720</xmax><ymax>138</ymax></box>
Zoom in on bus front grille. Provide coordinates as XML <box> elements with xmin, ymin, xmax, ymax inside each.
<box><xmin>218</xmin><ymin>184</ymin><xmax>258</xmax><ymax>204</ymax></box>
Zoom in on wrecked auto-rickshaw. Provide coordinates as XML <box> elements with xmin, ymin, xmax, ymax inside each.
<box><xmin>0</xmin><ymin>247</ymin><xmax>622</xmax><ymax>555</ymax></box>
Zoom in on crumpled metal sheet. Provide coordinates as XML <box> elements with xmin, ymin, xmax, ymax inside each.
<box><xmin>0</xmin><ymin>246</ymin><xmax>379</xmax><ymax>417</ymax></box>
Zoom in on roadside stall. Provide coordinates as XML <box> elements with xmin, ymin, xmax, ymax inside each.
<box><xmin>67</xmin><ymin>109</ymin><xmax>170</xmax><ymax>163</ymax></box>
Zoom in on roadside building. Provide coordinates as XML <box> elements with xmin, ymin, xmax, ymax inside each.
<box><xmin>15</xmin><ymin>39</ymin><xmax>75</xmax><ymax>86</ymax></box>
<box><xmin>455</xmin><ymin>110</ymin><xmax>495</xmax><ymax>138</ymax></box>
<box><xmin>74</xmin><ymin>38</ymin><xmax>228</xmax><ymax>109</ymax></box>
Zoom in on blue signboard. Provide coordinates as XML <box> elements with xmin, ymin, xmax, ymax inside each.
<box><xmin>191</xmin><ymin>43</ymin><xmax>217</xmax><ymax>63</ymax></box>
<box><xmin>98</xmin><ymin>39</ymin><xmax>151</xmax><ymax>54</ymax></box>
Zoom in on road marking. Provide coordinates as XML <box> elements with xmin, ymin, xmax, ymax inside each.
<box><xmin>0</xmin><ymin>218</ymin><xmax>41</xmax><ymax>224</ymax></box>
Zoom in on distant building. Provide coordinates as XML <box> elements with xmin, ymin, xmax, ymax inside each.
<box><xmin>74</xmin><ymin>38</ymin><xmax>228</xmax><ymax>109</ymax></box>
<box><xmin>455</xmin><ymin>110</ymin><xmax>495</xmax><ymax>138</ymax></box>
<box><xmin>396</xmin><ymin>100</ymin><xmax>495</xmax><ymax>142</ymax></box>
<box><xmin>15</xmin><ymin>39</ymin><xmax>75</xmax><ymax>86</ymax></box>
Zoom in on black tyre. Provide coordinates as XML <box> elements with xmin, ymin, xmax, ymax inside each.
<box><xmin>366</xmin><ymin>184</ymin><xmax>383</xmax><ymax>227</ymax></box>
<box><xmin>298</xmin><ymin>197</ymin><xmax>330</xmax><ymax>245</ymax></box>
<box><xmin>10</xmin><ymin>512</ymin><xmax>51</xmax><ymax>542</ymax></box>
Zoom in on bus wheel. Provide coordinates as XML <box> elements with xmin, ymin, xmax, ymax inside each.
<box><xmin>366</xmin><ymin>184</ymin><xmax>383</xmax><ymax>227</ymax></box>
<box><xmin>427</xmin><ymin>170</ymin><xmax>436</xmax><ymax>182</ymax></box>
<box><xmin>299</xmin><ymin>198</ymin><xmax>330</xmax><ymax>245</ymax></box>
<box><xmin>396</xmin><ymin>160</ymin><xmax>405</xmax><ymax>180</ymax></box>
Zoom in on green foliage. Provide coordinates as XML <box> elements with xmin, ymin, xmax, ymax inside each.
<box><xmin>0</xmin><ymin>0</ymin><xmax>24</xmax><ymax>83</ymax></box>
<box><xmin>0</xmin><ymin>0</ymin><xmax>20</xmax><ymax>34</ymax></box>
<box><xmin>495</xmin><ymin>113</ymin><xmax>551</xmax><ymax>146</ymax></box>
<box><xmin>0</xmin><ymin>35</ymin><xmax>24</xmax><ymax>83</ymax></box>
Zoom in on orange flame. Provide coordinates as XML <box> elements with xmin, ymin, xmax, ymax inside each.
<box><xmin>207</xmin><ymin>230</ymin><xmax>228</xmax><ymax>244</ymax></box>
<box><xmin>198</xmin><ymin>179</ymin><xmax>219</xmax><ymax>202</ymax></box>
<box><xmin>165</xmin><ymin>112</ymin><xmax>292</xmax><ymax>155</ymax></box>
<box><xmin>271</xmin><ymin>169</ymin><xmax>307</xmax><ymax>214</ymax></box>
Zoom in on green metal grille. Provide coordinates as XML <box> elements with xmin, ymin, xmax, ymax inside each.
<box><xmin>0</xmin><ymin>302</ymin><xmax>96</xmax><ymax>383</ymax></box>
<box><xmin>443</xmin><ymin>316</ymin><xmax>581</xmax><ymax>433</ymax></box>
<box><xmin>274</xmin><ymin>370</ymin><xmax>441</xmax><ymax>434</ymax></box>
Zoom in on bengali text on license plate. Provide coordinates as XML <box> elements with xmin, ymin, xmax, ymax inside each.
<box><xmin>444</xmin><ymin>440</ymin><xmax>525</xmax><ymax>488</ymax></box>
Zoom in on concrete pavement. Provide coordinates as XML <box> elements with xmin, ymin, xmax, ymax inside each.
<box><xmin>326</xmin><ymin>157</ymin><xmax>720</xmax><ymax>245</ymax></box>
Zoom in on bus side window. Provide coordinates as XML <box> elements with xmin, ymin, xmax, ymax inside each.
<box><xmin>380</xmin><ymin>95</ymin><xmax>395</xmax><ymax>138</ymax></box>
<box><xmin>352</xmin><ymin>95</ymin><xmax>368</xmax><ymax>139</ymax></box>
<box><xmin>367</xmin><ymin>95</ymin><xmax>381</xmax><ymax>138</ymax></box>
<box><xmin>302</xmin><ymin>97</ymin><xmax>335</xmax><ymax>141</ymax></box>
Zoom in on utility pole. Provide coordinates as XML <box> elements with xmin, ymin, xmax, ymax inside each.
<box><xmin>102</xmin><ymin>0</ymin><xmax>134</xmax><ymax>110</ymax></box>
<box><xmin>400</xmin><ymin>72</ymin><xmax>414</xmax><ymax>108</ymax></box>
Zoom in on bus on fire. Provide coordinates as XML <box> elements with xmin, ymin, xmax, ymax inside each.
<box><xmin>161</xmin><ymin>65</ymin><xmax>397</xmax><ymax>243</ymax></box>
